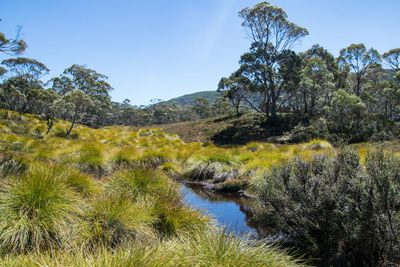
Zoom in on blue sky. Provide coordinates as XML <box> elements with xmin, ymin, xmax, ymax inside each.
<box><xmin>1</xmin><ymin>0</ymin><xmax>399</xmax><ymax>105</ymax></box>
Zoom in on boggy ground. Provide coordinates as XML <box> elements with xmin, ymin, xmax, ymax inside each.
<box><xmin>1</xmin><ymin>110</ymin><xmax>399</xmax><ymax>266</ymax></box>
<box><xmin>0</xmin><ymin>110</ymin><xmax>307</xmax><ymax>267</ymax></box>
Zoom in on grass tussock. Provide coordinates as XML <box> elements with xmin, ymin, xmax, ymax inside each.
<box><xmin>81</xmin><ymin>194</ymin><xmax>155</xmax><ymax>249</ymax></box>
<box><xmin>0</xmin><ymin>164</ymin><xmax>81</xmax><ymax>253</ymax></box>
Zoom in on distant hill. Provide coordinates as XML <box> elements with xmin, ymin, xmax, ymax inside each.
<box><xmin>164</xmin><ymin>91</ymin><xmax>222</xmax><ymax>106</ymax></box>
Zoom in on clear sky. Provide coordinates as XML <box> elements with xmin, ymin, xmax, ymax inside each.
<box><xmin>1</xmin><ymin>0</ymin><xmax>399</xmax><ymax>105</ymax></box>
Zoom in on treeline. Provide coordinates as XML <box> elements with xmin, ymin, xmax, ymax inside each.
<box><xmin>218</xmin><ymin>2</ymin><xmax>400</xmax><ymax>143</ymax></box>
<box><xmin>0</xmin><ymin>26</ymin><xmax>233</xmax><ymax>135</ymax></box>
<box><xmin>2</xmin><ymin>1</ymin><xmax>400</xmax><ymax>142</ymax></box>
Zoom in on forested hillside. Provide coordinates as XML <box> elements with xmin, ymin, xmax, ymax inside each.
<box><xmin>163</xmin><ymin>91</ymin><xmax>221</xmax><ymax>106</ymax></box>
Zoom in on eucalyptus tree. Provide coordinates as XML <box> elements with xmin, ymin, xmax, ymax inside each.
<box><xmin>299</xmin><ymin>57</ymin><xmax>335</xmax><ymax>116</ymax></box>
<box><xmin>1</xmin><ymin>58</ymin><xmax>49</xmax><ymax>96</ymax></box>
<box><xmin>238</xmin><ymin>1</ymin><xmax>308</xmax><ymax>120</ymax></box>
<box><xmin>53</xmin><ymin>90</ymin><xmax>93</xmax><ymax>135</ymax></box>
<box><xmin>211</xmin><ymin>97</ymin><xmax>233</xmax><ymax>117</ymax></box>
<box><xmin>218</xmin><ymin>70</ymin><xmax>249</xmax><ymax>115</ymax></box>
<box><xmin>60</xmin><ymin>65</ymin><xmax>113</xmax><ymax>126</ymax></box>
<box><xmin>0</xmin><ymin>20</ymin><xmax>26</xmax><ymax>55</ymax></box>
<box><xmin>325</xmin><ymin>89</ymin><xmax>370</xmax><ymax>142</ymax></box>
<box><xmin>380</xmin><ymin>48</ymin><xmax>400</xmax><ymax>120</ymax></box>
<box><xmin>338</xmin><ymin>44</ymin><xmax>381</xmax><ymax>96</ymax></box>
<box><xmin>48</xmin><ymin>76</ymin><xmax>74</xmax><ymax>96</ymax></box>
<box><xmin>26</xmin><ymin>88</ymin><xmax>60</xmax><ymax>134</ymax></box>
<box><xmin>0</xmin><ymin>84</ymin><xmax>25</xmax><ymax>119</ymax></box>
<box><xmin>382</xmin><ymin>48</ymin><xmax>400</xmax><ymax>72</ymax></box>
<box><xmin>192</xmin><ymin>97</ymin><xmax>211</xmax><ymax>119</ymax></box>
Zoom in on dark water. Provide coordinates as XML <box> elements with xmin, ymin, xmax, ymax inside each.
<box><xmin>181</xmin><ymin>183</ymin><xmax>271</xmax><ymax>236</ymax></box>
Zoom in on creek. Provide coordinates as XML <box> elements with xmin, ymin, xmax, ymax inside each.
<box><xmin>181</xmin><ymin>183</ymin><xmax>272</xmax><ymax>236</ymax></box>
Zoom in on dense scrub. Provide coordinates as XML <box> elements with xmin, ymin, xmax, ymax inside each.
<box><xmin>0</xmin><ymin>111</ymin><xmax>305</xmax><ymax>266</ymax></box>
<box><xmin>252</xmin><ymin>149</ymin><xmax>400</xmax><ymax>266</ymax></box>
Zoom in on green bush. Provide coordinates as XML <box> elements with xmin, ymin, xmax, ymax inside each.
<box><xmin>252</xmin><ymin>149</ymin><xmax>400</xmax><ymax>266</ymax></box>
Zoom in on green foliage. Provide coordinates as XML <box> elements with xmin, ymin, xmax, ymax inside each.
<box><xmin>252</xmin><ymin>149</ymin><xmax>400</xmax><ymax>266</ymax></box>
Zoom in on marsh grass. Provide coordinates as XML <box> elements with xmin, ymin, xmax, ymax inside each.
<box><xmin>111</xmin><ymin>147</ymin><xmax>139</xmax><ymax>169</ymax></box>
<box><xmin>81</xmin><ymin>193</ymin><xmax>155</xmax><ymax>249</ymax></box>
<box><xmin>0</xmin><ymin>164</ymin><xmax>81</xmax><ymax>253</ymax></box>
<box><xmin>0</xmin><ymin>230</ymin><xmax>306</xmax><ymax>267</ymax></box>
<box><xmin>106</xmin><ymin>168</ymin><xmax>170</xmax><ymax>199</ymax></box>
<box><xmin>0</xmin><ymin>111</ymin><xmax>340</xmax><ymax>266</ymax></box>
<box><xmin>0</xmin><ymin>153</ymin><xmax>28</xmax><ymax>178</ymax></box>
<box><xmin>76</xmin><ymin>143</ymin><xmax>106</xmax><ymax>176</ymax></box>
<box><xmin>151</xmin><ymin>187</ymin><xmax>208</xmax><ymax>237</ymax></box>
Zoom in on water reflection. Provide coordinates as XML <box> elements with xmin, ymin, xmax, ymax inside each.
<box><xmin>181</xmin><ymin>183</ymin><xmax>272</xmax><ymax>236</ymax></box>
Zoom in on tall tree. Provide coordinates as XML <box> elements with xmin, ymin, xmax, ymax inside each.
<box><xmin>48</xmin><ymin>76</ymin><xmax>74</xmax><ymax>96</ymax></box>
<box><xmin>0</xmin><ymin>20</ymin><xmax>26</xmax><ymax>55</ymax></box>
<box><xmin>338</xmin><ymin>43</ymin><xmax>380</xmax><ymax>96</ymax></box>
<box><xmin>382</xmin><ymin>48</ymin><xmax>400</xmax><ymax>72</ymax></box>
<box><xmin>53</xmin><ymin>90</ymin><xmax>93</xmax><ymax>135</ymax></box>
<box><xmin>60</xmin><ymin>65</ymin><xmax>113</xmax><ymax>126</ymax></box>
<box><xmin>299</xmin><ymin>57</ymin><xmax>335</xmax><ymax>116</ymax></box>
<box><xmin>0</xmin><ymin>84</ymin><xmax>26</xmax><ymax>119</ymax></box>
<box><xmin>192</xmin><ymin>97</ymin><xmax>211</xmax><ymax>119</ymax></box>
<box><xmin>26</xmin><ymin>88</ymin><xmax>60</xmax><ymax>134</ymax></box>
<box><xmin>1</xmin><ymin>58</ymin><xmax>49</xmax><ymax>94</ymax></box>
<box><xmin>218</xmin><ymin>71</ymin><xmax>249</xmax><ymax>115</ymax></box>
<box><xmin>238</xmin><ymin>1</ymin><xmax>308</xmax><ymax>120</ymax></box>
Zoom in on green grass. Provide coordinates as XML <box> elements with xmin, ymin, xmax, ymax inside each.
<box><xmin>0</xmin><ymin>164</ymin><xmax>81</xmax><ymax>253</ymax></box>
<box><xmin>0</xmin><ymin>110</ymin><xmax>340</xmax><ymax>266</ymax></box>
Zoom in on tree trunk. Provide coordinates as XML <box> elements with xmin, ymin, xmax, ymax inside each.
<box><xmin>46</xmin><ymin>119</ymin><xmax>54</xmax><ymax>135</ymax></box>
<box><xmin>66</xmin><ymin>121</ymin><xmax>75</xmax><ymax>135</ymax></box>
<box><xmin>355</xmin><ymin>76</ymin><xmax>361</xmax><ymax>96</ymax></box>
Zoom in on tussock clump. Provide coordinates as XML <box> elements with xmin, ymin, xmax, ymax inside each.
<box><xmin>107</xmin><ymin>168</ymin><xmax>170</xmax><ymax>199</ymax></box>
<box><xmin>111</xmin><ymin>147</ymin><xmax>138</xmax><ymax>169</ymax></box>
<box><xmin>81</xmin><ymin>194</ymin><xmax>155</xmax><ymax>249</ymax></box>
<box><xmin>138</xmin><ymin>151</ymin><xmax>169</xmax><ymax>168</ymax></box>
<box><xmin>304</xmin><ymin>139</ymin><xmax>332</xmax><ymax>150</ymax></box>
<box><xmin>76</xmin><ymin>143</ymin><xmax>106</xmax><ymax>176</ymax></box>
<box><xmin>185</xmin><ymin>154</ymin><xmax>242</xmax><ymax>188</ymax></box>
<box><xmin>0</xmin><ymin>153</ymin><xmax>28</xmax><ymax>178</ymax></box>
<box><xmin>160</xmin><ymin>229</ymin><xmax>305</xmax><ymax>267</ymax></box>
<box><xmin>186</xmin><ymin>162</ymin><xmax>222</xmax><ymax>181</ymax></box>
<box><xmin>152</xmin><ymin>187</ymin><xmax>208</xmax><ymax>237</ymax></box>
<box><xmin>0</xmin><ymin>164</ymin><xmax>81</xmax><ymax>253</ymax></box>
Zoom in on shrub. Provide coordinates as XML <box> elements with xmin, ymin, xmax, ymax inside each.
<box><xmin>285</xmin><ymin>118</ymin><xmax>329</xmax><ymax>143</ymax></box>
<box><xmin>0</xmin><ymin>165</ymin><xmax>81</xmax><ymax>253</ymax></box>
<box><xmin>252</xmin><ymin>149</ymin><xmax>400</xmax><ymax>266</ymax></box>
